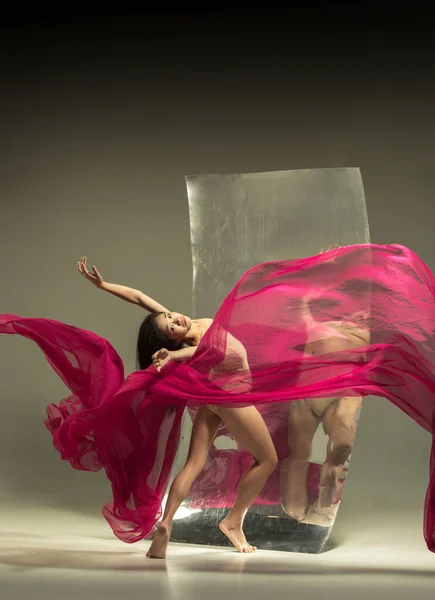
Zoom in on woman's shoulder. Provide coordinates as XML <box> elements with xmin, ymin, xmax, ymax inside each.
<box><xmin>194</xmin><ymin>317</ymin><xmax>213</xmax><ymax>327</ymax></box>
<box><xmin>193</xmin><ymin>318</ymin><xmax>213</xmax><ymax>343</ymax></box>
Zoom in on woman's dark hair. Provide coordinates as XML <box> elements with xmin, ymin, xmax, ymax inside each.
<box><xmin>136</xmin><ymin>312</ymin><xmax>181</xmax><ymax>369</ymax></box>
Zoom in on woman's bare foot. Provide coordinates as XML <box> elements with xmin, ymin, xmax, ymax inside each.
<box><xmin>219</xmin><ymin>517</ymin><xmax>257</xmax><ymax>553</ymax></box>
<box><xmin>146</xmin><ymin>521</ymin><xmax>172</xmax><ymax>559</ymax></box>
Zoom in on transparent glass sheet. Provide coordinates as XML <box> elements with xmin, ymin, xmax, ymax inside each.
<box><xmin>170</xmin><ymin>168</ymin><xmax>370</xmax><ymax>552</ymax></box>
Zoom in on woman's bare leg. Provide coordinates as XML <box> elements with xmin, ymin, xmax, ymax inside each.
<box><xmin>217</xmin><ymin>406</ymin><xmax>279</xmax><ymax>553</ymax></box>
<box><xmin>146</xmin><ymin>407</ymin><xmax>221</xmax><ymax>558</ymax></box>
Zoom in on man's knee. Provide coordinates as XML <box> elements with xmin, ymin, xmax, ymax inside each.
<box><xmin>328</xmin><ymin>440</ymin><xmax>353</xmax><ymax>466</ymax></box>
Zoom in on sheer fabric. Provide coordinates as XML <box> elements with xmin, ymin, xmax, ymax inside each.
<box><xmin>1</xmin><ymin>244</ymin><xmax>434</xmax><ymax>549</ymax></box>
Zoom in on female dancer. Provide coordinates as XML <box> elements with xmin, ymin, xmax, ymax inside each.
<box><xmin>2</xmin><ymin>243</ymin><xmax>435</xmax><ymax>555</ymax></box>
<box><xmin>77</xmin><ymin>257</ymin><xmax>278</xmax><ymax>557</ymax></box>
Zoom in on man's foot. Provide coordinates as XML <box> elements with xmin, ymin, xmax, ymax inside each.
<box><xmin>146</xmin><ymin>521</ymin><xmax>171</xmax><ymax>559</ymax></box>
<box><xmin>316</xmin><ymin>464</ymin><xmax>342</xmax><ymax>509</ymax></box>
<box><xmin>280</xmin><ymin>493</ymin><xmax>309</xmax><ymax>522</ymax></box>
<box><xmin>305</xmin><ymin>501</ymin><xmax>339</xmax><ymax>527</ymax></box>
<box><xmin>219</xmin><ymin>517</ymin><xmax>257</xmax><ymax>553</ymax></box>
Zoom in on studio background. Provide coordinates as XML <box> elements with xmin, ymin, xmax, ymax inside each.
<box><xmin>0</xmin><ymin>15</ymin><xmax>433</xmax><ymax>550</ymax></box>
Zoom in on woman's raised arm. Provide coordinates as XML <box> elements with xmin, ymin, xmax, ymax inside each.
<box><xmin>77</xmin><ymin>257</ymin><xmax>169</xmax><ymax>313</ymax></box>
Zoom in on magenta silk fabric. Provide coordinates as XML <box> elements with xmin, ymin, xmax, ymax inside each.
<box><xmin>1</xmin><ymin>244</ymin><xmax>435</xmax><ymax>550</ymax></box>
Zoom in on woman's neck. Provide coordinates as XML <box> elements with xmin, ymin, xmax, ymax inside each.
<box><xmin>184</xmin><ymin>319</ymin><xmax>211</xmax><ymax>346</ymax></box>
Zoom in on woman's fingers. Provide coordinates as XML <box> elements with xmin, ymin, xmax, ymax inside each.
<box><xmin>92</xmin><ymin>265</ymin><xmax>102</xmax><ymax>280</ymax></box>
<box><xmin>82</xmin><ymin>258</ymin><xmax>92</xmax><ymax>277</ymax></box>
<box><xmin>77</xmin><ymin>256</ymin><xmax>96</xmax><ymax>280</ymax></box>
<box><xmin>78</xmin><ymin>260</ymin><xmax>86</xmax><ymax>275</ymax></box>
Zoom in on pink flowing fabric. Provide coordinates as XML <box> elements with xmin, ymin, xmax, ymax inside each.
<box><xmin>1</xmin><ymin>244</ymin><xmax>435</xmax><ymax>550</ymax></box>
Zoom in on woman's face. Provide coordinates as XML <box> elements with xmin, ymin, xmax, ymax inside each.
<box><xmin>155</xmin><ymin>312</ymin><xmax>192</xmax><ymax>344</ymax></box>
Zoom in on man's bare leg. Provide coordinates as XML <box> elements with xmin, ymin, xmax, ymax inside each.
<box><xmin>280</xmin><ymin>400</ymin><xmax>320</xmax><ymax>521</ymax></box>
<box><xmin>217</xmin><ymin>406</ymin><xmax>278</xmax><ymax>553</ymax></box>
<box><xmin>291</xmin><ymin>305</ymin><xmax>368</xmax><ymax>525</ymax></box>
<box><xmin>146</xmin><ymin>407</ymin><xmax>221</xmax><ymax>558</ymax></box>
<box><xmin>310</xmin><ymin>396</ymin><xmax>362</xmax><ymax>521</ymax></box>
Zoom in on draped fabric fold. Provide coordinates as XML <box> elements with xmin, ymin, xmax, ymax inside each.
<box><xmin>1</xmin><ymin>244</ymin><xmax>434</xmax><ymax>550</ymax></box>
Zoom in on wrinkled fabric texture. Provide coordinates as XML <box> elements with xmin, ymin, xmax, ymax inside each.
<box><xmin>1</xmin><ymin>244</ymin><xmax>435</xmax><ymax>550</ymax></box>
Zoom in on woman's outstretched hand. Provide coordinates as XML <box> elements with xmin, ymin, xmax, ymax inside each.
<box><xmin>77</xmin><ymin>257</ymin><xmax>104</xmax><ymax>288</ymax></box>
<box><xmin>152</xmin><ymin>348</ymin><xmax>173</xmax><ymax>371</ymax></box>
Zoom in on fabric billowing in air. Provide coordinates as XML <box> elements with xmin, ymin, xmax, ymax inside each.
<box><xmin>1</xmin><ymin>244</ymin><xmax>434</xmax><ymax>550</ymax></box>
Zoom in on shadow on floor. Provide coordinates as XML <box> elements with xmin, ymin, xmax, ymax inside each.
<box><xmin>0</xmin><ymin>541</ymin><xmax>434</xmax><ymax>579</ymax></box>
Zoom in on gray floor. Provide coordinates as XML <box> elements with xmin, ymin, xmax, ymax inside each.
<box><xmin>1</xmin><ymin>503</ymin><xmax>434</xmax><ymax>600</ymax></box>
